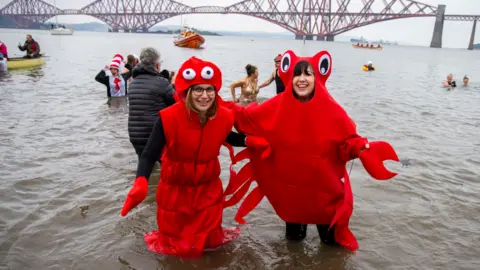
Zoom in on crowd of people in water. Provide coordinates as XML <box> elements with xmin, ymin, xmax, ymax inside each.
<box><xmin>0</xmin><ymin>33</ymin><xmax>474</xmax><ymax>258</ymax></box>
<box><xmin>89</xmin><ymin>46</ymin><xmax>404</xmax><ymax>258</ymax></box>
<box><xmin>443</xmin><ymin>73</ymin><xmax>469</xmax><ymax>88</ymax></box>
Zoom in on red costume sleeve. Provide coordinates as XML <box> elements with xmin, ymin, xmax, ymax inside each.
<box><xmin>339</xmin><ymin>135</ymin><xmax>369</xmax><ymax>162</ymax></box>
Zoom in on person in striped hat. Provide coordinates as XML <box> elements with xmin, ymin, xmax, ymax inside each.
<box><xmin>95</xmin><ymin>54</ymin><xmax>132</xmax><ymax>98</ymax></box>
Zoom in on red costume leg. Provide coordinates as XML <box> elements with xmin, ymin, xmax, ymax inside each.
<box><xmin>328</xmin><ymin>170</ymin><xmax>359</xmax><ymax>251</ymax></box>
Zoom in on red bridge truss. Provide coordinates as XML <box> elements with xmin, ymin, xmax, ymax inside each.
<box><xmin>0</xmin><ymin>0</ymin><xmax>478</xmax><ymax>43</ymax></box>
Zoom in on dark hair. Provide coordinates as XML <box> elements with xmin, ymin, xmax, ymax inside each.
<box><xmin>293</xmin><ymin>60</ymin><xmax>314</xmax><ymax>77</ymax></box>
<box><xmin>126</xmin><ymin>55</ymin><xmax>136</xmax><ymax>66</ymax></box>
<box><xmin>245</xmin><ymin>64</ymin><xmax>257</xmax><ymax>77</ymax></box>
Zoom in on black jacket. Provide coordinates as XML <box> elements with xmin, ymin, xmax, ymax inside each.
<box><xmin>128</xmin><ymin>63</ymin><xmax>176</xmax><ymax>152</ymax></box>
<box><xmin>95</xmin><ymin>70</ymin><xmax>132</xmax><ymax>97</ymax></box>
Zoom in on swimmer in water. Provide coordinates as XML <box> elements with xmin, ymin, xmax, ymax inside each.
<box><xmin>463</xmin><ymin>75</ymin><xmax>469</xmax><ymax>87</ymax></box>
<box><xmin>443</xmin><ymin>74</ymin><xmax>456</xmax><ymax>87</ymax></box>
<box><xmin>363</xmin><ymin>61</ymin><xmax>375</xmax><ymax>71</ymax></box>
<box><xmin>230</xmin><ymin>64</ymin><xmax>259</xmax><ymax>106</ymax></box>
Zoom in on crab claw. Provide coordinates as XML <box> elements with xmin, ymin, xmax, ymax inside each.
<box><xmin>359</xmin><ymin>141</ymin><xmax>400</xmax><ymax>180</ymax></box>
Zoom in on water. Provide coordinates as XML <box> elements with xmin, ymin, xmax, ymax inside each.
<box><xmin>1</xmin><ymin>28</ymin><xmax>480</xmax><ymax>269</ymax></box>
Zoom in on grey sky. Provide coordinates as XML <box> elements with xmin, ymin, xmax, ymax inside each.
<box><xmin>1</xmin><ymin>0</ymin><xmax>479</xmax><ymax>48</ymax></box>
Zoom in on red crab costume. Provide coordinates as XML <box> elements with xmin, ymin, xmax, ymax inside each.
<box><xmin>222</xmin><ymin>50</ymin><xmax>399</xmax><ymax>251</ymax></box>
<box><xmin>121</xmin><ymin>56</ymin><xmax>240</xmax><ymax>258</ymax></box>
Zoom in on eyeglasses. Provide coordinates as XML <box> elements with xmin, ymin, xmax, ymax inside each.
<box><xmin>192</xmin><ymin>86</ymin><xmax>215</xmax><ymax>95</ymax></box>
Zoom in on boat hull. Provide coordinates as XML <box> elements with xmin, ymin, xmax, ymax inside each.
<box><xmin>6</xmin><ymin>57</ymin><xmax>45</xmax><ymax>70</ymax></box>
<box><xmin>352</xmin><ymin>44</ymin><xmax>383</xmax><ymax>50</ymax></box>
<box><xmin>50</xmin><ymin>28</ymin><xmax>74</xmax><ymax>35</ymax></box>
<box><xmin>174</xmin><ymin>34</ymin><xmax>205</xmax><ymax>49</ymax></box>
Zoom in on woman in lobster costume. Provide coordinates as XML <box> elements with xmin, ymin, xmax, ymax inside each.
<box><xmin>223</xmin><ymin>50</ymin><xmax>400</xmax><ymax>251</ymax></box>
<box><xmin>120</xmin><ymin>56</ymin><xmax>248</xmax><ymax>258</ymax></box>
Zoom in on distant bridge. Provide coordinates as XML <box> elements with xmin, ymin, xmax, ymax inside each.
<box><xmin>0</xmin><ymin>0</ymin><xmax>478</xmax><ymax>49</ymax></box>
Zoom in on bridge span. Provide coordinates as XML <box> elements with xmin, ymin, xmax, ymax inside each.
<box><xmin>0</xmin><ymin>0</ymin><xmax>478</xmax><ymax>49</ymax></box>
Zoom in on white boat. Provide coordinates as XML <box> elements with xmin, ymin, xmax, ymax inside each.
<box><xmin>50</xmin><ymin>27</ymin><xmax>74</xmax><ymax>35</ymax></box>
<box><xmin>49</xmin><ymin>0</ymin><xmax>74</xmax><ymax>36</ymax></box>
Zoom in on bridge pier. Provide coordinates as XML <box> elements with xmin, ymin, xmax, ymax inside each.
<box><xmin>305</xmin><ymin>35</ymin><xmax>314</xmax><ymax>41</ymax></box>
<box><xmin>326</xmin><ymin>35</ymin><xmax>334</xmax><ymax>42</ymax></box>
<box><xmin>468</xmin><ymin>20</ymin><xmax>477</xmax><ymax>50</ymax></box>
<box><xmin>430</xmin><ymin>4</ymin><xmax>446</xmax><ymax>48</ymax></box>
<box><xmin>317</xmin><ymin>36</ymin><xmax>325</xmax><ymax>41</ymax></box>
<box><xmin>295</xmin><ymin>34</ymin><xmax>303</xmax><ymax>40</ymax></box>
<box><xmin>142</xmin><ymin>27</ymin><xmax>149</xmax><ymax>33</ymax></box>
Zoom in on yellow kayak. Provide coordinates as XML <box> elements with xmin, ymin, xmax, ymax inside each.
<box><xmin>6</xmin><ymin>57</ymin><xmax>45</xmax><ymax>70</ymax></box>
<box><xmin>362</xmin><ymin>66</ymin><xmax>375</xmax><ymax>71</ymax></box>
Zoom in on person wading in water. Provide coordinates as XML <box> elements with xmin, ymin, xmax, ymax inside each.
<box><xmin>258</xmin><ymin>54</ymin><xmax>285</xmax><ymax>95</ymax></box>
<box><xmin>230</xmin><ymin>64</ymin><xmax>260</xmax><ymax>106</ymax></box>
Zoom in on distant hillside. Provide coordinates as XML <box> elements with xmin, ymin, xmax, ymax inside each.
<box><xmin>0</xmin><ymin>15</ymin><xmax>43</xmax><ymax>29</ymax></box>
<box><xmin>474</xmin><ymin>43</ymin><xmax>480</xmax><ymax>49</ymax></box>
<box><xmin>150</xmin><ymin>27</ymin><xmax>220</xmax><ymax>36</ymax></box>
<box><xmin>151</xmin><ymin>25</ymin><xmax>292</xmax><ymax>38</ymax></box>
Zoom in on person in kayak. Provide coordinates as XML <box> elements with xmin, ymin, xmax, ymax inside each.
<box><xmin>0</xmin><ymin>53</ymin><xmax>7</xmax><ymax>73</ymax></box>
<box><xmin>363</xmin><ymin>61</ymin><xmax>375</xmax><ymax>71</ymax></box>
<box><xmin>230</xmin><ymin>64</ymin><xmax>259</xmax><ymax>106</ymax></box>
<box><xmin>443</xmin><ymin>74</ymin><xmax>456</xmax><ymax>87</ymax></box>
<box><xmin>121</xmin><ymin>56</ymin><xmax>251</xmax><ymax>258</ymax></box>
<box><xmin>95</xmin><ymin>54</ymin><xmax>132</xmax><ymax>97</ymax></box>
<box><xmin>0</xmin><ymin>40</ymin><xmax>8</xmax><ymax>59</ymax></box>
<box><xmin>258</xmin><ymin>54</ymin><xmax>286</xmax><ymax>94</ymax></box>
<box><xmin>18</xmin><ymin>34</ymin><xmax>40</xmax><ymax>58</ymax></box>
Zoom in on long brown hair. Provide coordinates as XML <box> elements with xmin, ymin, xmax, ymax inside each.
<box><xmin>126</xmin><ymin>55</ymin><xmax>136</xmax><ymax>67</ymax></box>
<box><xmin>185</xmin><ymin>87</ymin><xmax>218</xmax><ymax>124</ymax></box>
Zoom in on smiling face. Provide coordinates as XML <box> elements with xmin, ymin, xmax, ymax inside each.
<box><xmin>292</xmin><ymin>61</ymin><xmax>315</xmax><ymax>102</ymax></box>
<box><xmin>190</xmin><ymin>84</ymin><xmax>216</xmax><ymax>113</ymax></box>
<box><xmin>277</xmin><ymin>50</ymin><xmax>332</xmax><ymax>103</ymax></box>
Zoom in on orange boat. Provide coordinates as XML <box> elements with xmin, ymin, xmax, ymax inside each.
<box><xmin>174</xmin><ymin>28</ymin><xmax>205</xmax><ymax>49</ymax></box>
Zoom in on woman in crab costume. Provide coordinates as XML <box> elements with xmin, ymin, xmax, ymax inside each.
<box><xmin>120</xmin><ymin>56</ymin><xmax>249</xmax><ymax>258</ymax></box>
<box><xmin>222</xmin><ymin>50</ymin><xmax>400</xmax><ymax>251</ymax></box>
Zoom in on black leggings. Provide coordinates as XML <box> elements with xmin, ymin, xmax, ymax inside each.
<box><xmin>285</xmin><ymin>222</ymin><xmax>338</xmax><ymax>246</ymax></box>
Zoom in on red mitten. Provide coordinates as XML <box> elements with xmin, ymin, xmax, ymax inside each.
<box><xmin>339</xmin><ymin>136</ymin><xmax>369</xmax><ymax>161</ymax></box>
<box><xmin>121</xmin><ymin>176</ymin><xmax>148</xmax><ymax>216</ymax></box>
<box><xmin>246</xmin><ymin>136</ymin><xmax>271</xmax><ymax>159</ymax></box>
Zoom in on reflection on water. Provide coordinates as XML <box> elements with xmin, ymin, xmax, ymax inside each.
<box><xmin>0</xmin><ymin>28</ymin><xmax>479</xmax><ymax>269</ymax></box>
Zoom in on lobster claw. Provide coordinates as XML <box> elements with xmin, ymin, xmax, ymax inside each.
<box><xmin>359</xmin><ymin>141</ymin><xmax>399</xmax><ymax>180</ymax></box>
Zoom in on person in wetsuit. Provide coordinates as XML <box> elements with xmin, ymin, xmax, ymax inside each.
<box><xmin>230</xmin><ymin>64</ymin><xmax>260</xmax><ymax>106</ymax></box>
<box><xmin>258</xmin><ymin>54</ymin><xmax>285</xmax><ymax>95</ymax></box>
<box><xmin>443</xmin><ymin>74</ymin><xmax>456</xmax><ymax>87</ymax></box>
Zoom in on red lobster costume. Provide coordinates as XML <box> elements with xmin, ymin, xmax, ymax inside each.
<box><xmin>121</xmin><ymin>56</ymin><xmax>240</xmax><ymax>258</ymax></box>
<box><xmin>222</xmin><ymin>50</ymin><xmax>399</xmax><ymax>251</ymax></box>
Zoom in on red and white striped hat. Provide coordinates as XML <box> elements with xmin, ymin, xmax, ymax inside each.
<box><xmin>109</xmin><ymin>54</ymin><xmax>123</xmax><ymax>69</ymax></box>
